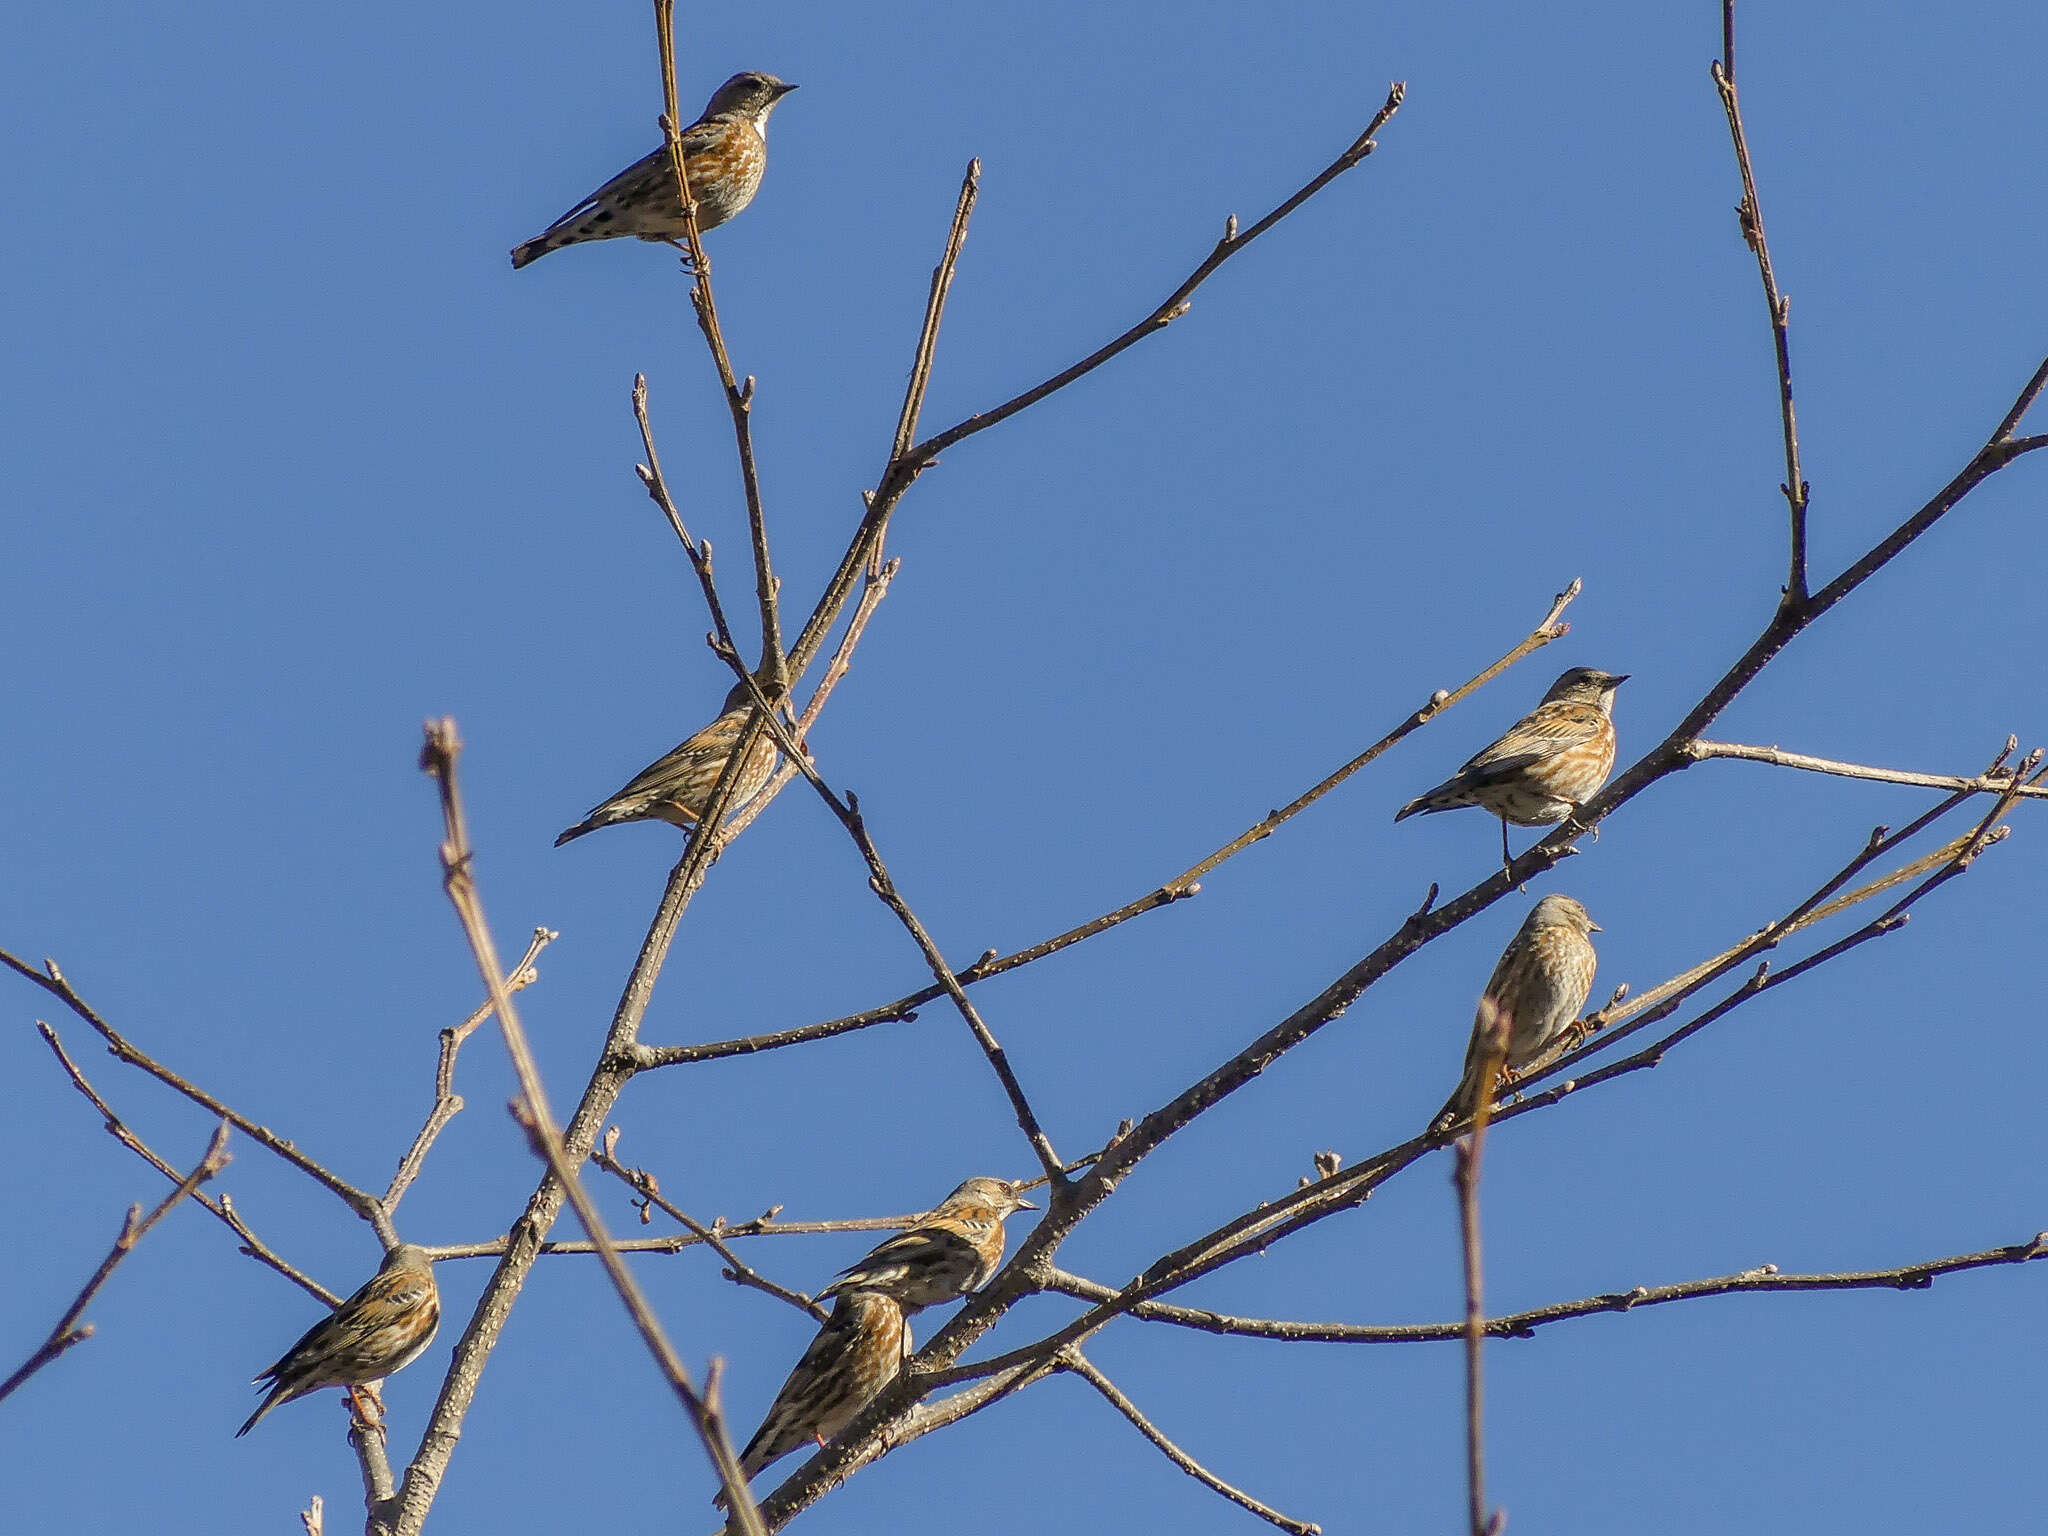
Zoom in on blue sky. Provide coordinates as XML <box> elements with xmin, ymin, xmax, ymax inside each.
<box><xmin>4</xmin><ymin>3</ymin><xmax>2043</xmax><ymax>1532</ymax></box>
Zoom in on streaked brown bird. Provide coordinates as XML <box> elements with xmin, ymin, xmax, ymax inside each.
<box><xmin>715</xmin><ymin>1290</ymin><xmax>910</xmax><ymax>1508</ymax></box>
<box><xmin>237</xmin><ymin>1244</ymin><xmax>440</xmax><ymax>1437</ymax></box>
<box><xmin>555</xmin><ymin>683</ymin><xmax>780</xmax><ymax>847</ymax></box>
<box><xmin>511</xmin><ymin>71</ymin><xmax>796</xmax><ymax>269</ymax></box>
<box><xmin>820</xmin><ymin>1177</ymin><xmax>1038</xmax><ymax>1312</ymax></box>
<box><xmin>1431</xmin><ymin>893</ymin><xmax>1600</xmax><ymax>1133</ymax></box>
<box><xmin>1395</xmin><ymin>666</ymin><xmax>1628</xmax><ymax>866</ymax></box>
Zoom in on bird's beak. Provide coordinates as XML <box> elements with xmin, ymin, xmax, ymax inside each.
<box><xmin>773</xmin><ymin>82</ymin><xmax>799</xmax><ymax>97</ymax></box>
<box><xmin>1014</xmin><ymin>1197</ymin><xmax>1040</xmax><ymax>1211</ymax></box>
<box><xmin>1608</xmin><ymin>674</ymin><xmax>1630</xmax><ymax>686</ymax></box>
<box><xmin>1588</xmin><ymin>920</ymin><xmax>1603</xmax><ymax>932</ymax></box>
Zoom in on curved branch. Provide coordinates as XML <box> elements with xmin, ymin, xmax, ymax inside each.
<box><xmin>1059</xmin><ymin>1351</ymin><xmax>1320</xmax><ymax>1535</ymax></box>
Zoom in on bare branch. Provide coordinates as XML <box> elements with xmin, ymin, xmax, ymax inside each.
<box><xmin>638</xmin><ymin>577</ymin><xmax>1577</xmax><ymax>1073</ymax></box>
<box><xmin>0</xmin><ymin>1120</ymin><xmax>230</xmax><ymax>1403</ymax></box>
<box><xmin>1043</xmin><ymin>1232</ymin><xmax>2048</xmax><ymax>1345</ymax></box>
<box><xmin>33</xmin><ymin>1022</ymin><xmax>341</xmax><ymax>1306</ymax></box>
<box><xmin>593</xmin><ymin>1128</ymin><xmax>829</xmax><ymax>1323</ymax></box>
<box><xmin>386</xmin><ymin>927</ymin><xmax>557</xmax><ymax>1211</ymax></box>
<box><xmin>652</xmin><ymin>0</ymin><xmax>784</xmax><ymax>690</ymax></box>
<box><xmin>1686</xmin><ymin>738</ymin><xmax>2048</xmax><ymax>800</ymax></box>
<box><xmin>1454</xmin><ymin>1049</ymin><xmax>1504</xmax><ymax>1536</ymax></box>
<box><xmin>1059</xmin><ymin>1351</ymin><xmax>1321</xmax><ymax>1535</ymax></box>
<box><xmin>890</xmin><ymin>159</ymin><xmax>980</xmax><ymax>470</ymax></box>
<box><xmin>1712</xmin><ymin>2</ymin><xmax>1809</xmax><ymax>603</ymax></box>
<box><xmin>717</xmin><ymin>661</ymin><xmax>1064</xmax><ymax>1181</ymax></box>
<box><xmin>2</xmin><ymin>949</ymin><xmax>389</xmax><ymax>1238</ymax></box>
<box><xmin>418</xmin><ymin>718</ymin><xmax>767</xmax><ymax>1534</ymax></box>
<box><xmin>784</xmin><ymin>82</ymin><xmax>1407</xmax><ymax>686</ymax></box>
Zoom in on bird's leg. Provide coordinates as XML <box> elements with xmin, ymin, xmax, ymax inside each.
<box><xmin>662</xmin><ymin>237</ymin><xmax>702</xmax><ymax>274</ymax></box>
<box><xmin>346</xmin><ymin>1383</ymin><xmax>387</xmax><ymax>1439</ymax></box>
<box><xmin>1499</xmin><ymin>816</ymin><xmax>1514</xmax><ymax>874</ymax></box>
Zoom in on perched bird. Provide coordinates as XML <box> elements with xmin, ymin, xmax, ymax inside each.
<box><xmin>716</xmin><ymin>1290</ymin><xmax>910</xmax><ymax>1509</ymax></box>
<box><xmin>511</xmin><ymin>71</ymin><xmax>796</xmax><ymax>269</ymax></box>
<box><xmin>237</xmin><ymin>1244</ymin><xmax>440</xmax><ymax>1437</ymax></box>
<box><xmin>555</xmin><ymin>683</ymin><xmax>780</xmax><ymax>847</ymax></box>
<box><xmin>820</xmin><ymin>1177</ymin><xmax>1038</xmax><ymax>1311</ymax></box>
<box><xmin>1431</xmin><ymin>894</ymin><xmax>1600</xmax><ymax>1133</ymax></box>
<box><xmin>1395</xmin><ymin>666</ymin><xmax>1628</xmax><ymax>866</ymax></box>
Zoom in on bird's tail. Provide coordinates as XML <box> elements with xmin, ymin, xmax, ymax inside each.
<box><xmin>509</xmin><ymin>237</ymin><xmax>554</xmax><ymax>270</ymax></box>
<box><xmin>553</xmin><ymin>817</ymin><xmax>600</xmax><ymax>847</ymax></box>
<box><xmin>1393</xmin><ymin>779</ymin><xmax>1470</xmax><ymax>822</ymax></box>
<box><xmin>235</xmin><ymin>1382</ymin><xmax>286</xmax><ymax>1438</ymax></box>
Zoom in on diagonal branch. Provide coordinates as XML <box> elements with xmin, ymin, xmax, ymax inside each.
<box><xmin>2</xmin><ymin>948</ymin><xmax>388</xmax><ymax>1237</ymax></box>
<box><xmin>636</xmin><ymin>577</ymin><xmax>1577</xmax><ymax>1073</ymax></box>
<box><xmin>592</xmin><ymin>1128</ymin><xmax>828</xmax><ymax>1322</ymax></box>
<box><xmin>784</xmin><ymin>82</ymin><xmax>1406</xmax><ymax>686</ymax></box>
<box><xmin>34</xmin><ymin>1023</ymin><xmax>338</xmax><ymax>1304</ymax></box>
<box><xmin>720</xmin><ymin>658</ymin><xmax>1063</xmax><ymax>1180</ymax></box>
<box><xmin>1059</xmin><ymin>1350</ymin><xmax>1321</xmax><ymax>1535</ymax></box>
<box><xmin>386</xmin><ymin>927</ymin><xmax>556</xmax><ymax>1211</ymax></box>
<box><xmin>1713</xmin><ymin>3</ymin><xmax>1808</xmax><ymax>604</ymax></box>
<box><xmin>0</xmin><ymin>1120</ymin><xmax>230</xmax><ymax>1403</ymax></box>
<box><xmin>419</xmin><ymin>720</ymin><xmax>766</xmax><ymax>1535</ymax></box>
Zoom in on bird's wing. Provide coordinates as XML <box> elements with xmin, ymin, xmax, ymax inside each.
<box><xmin>830</xmin><ymin>1225</ymin><xmax>974</xmax><ymax>1286</ymax></box>
<box><xmin>1456</xmin><ymin>701</ymin><xmax>1607</xmax><ymax>782</ymax></box>
<box><xmin>528</xmin><ymin>146</ymin><xmax>670</xmax><ymax>239</ymax></box>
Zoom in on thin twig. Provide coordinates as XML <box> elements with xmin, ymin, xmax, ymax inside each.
<box><xmin>1</xmin><ymin>949</ymin><xmax>389</xmax><ymax>1239</ymax></box>
<box><xmin>1685</xmin><ymin>738</ymin><xmax>2048</xmax><ymax>800</ymax></box>
<box><xmin>418</xmin><ymin>720</ymin><xmax>766</xmax><ymax>1535</ymax></box>
<box><xmin>1059</xmin><ymin>1350</ymin><xmax>1320</xmax><ymax>1535</ymax></box>
<box><xmin>1713</xmin><ymin>2</ymin><xmax>1809</xmax><ymax>605</ymax></box>
<box><xmin>0</xmin><ymin>1121</ymin><xmax>230</xmax><ymax>1403</ymax></box>
<box><xmin>783</xmin><ymin>83</ymin><xmax>1406</xmax><ymax>686</ymax></box>
<box><xmin>592</xmin><ymin>1128</ymin><xmax>829</xmax><ymax>1322</ymax></box>
<box><xmin>386</xmin><ymin>928</ymin><xmax>556</xmax><ymax>1210</ymax></box>
<box><xmin>718</xmin><ymin>660</ymin><xmax>1064</xmax><ymax>1181</ymax></box>
<box><xmin>33</xmin><ymin>1022</ymin><xmax>340</xmax><ymax>1306</ymax></box>
<box><xmin>636</xmin><ymin>578</ymin><xmax>1577</xmax><ymax>1073</ymax></box>
<box><xmin>1042</xmin><ymin>1232</ymin><xmax>2048</xmax><ymax>1344</ymax></box>
<box><xmin>653</xmin><ymin>0</ymin><xmax>783</xmax><ymax>690</ymax></box>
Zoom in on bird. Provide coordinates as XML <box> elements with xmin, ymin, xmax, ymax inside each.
<box><xmin>715</xmin><ymin>1290</ymin><xmax>910</xmax><ymax>1509</ymax></box>
<box><xmin>237</xmin><ymin>1243</ymin><xmax>440</xmax><ymax>1437</ymax></box>
<box><xmin>820</xmin><ymin>1177</ymin><xmax>1038</xmax><ymax>1312</ymax></box>
<box><xmin>555</xmin><ymin>683</ymin><xmax>781</xmax><ymax>846</ymax></box>
<box><xmin>511</xmin><ymin>71</ymin><xmax>797</xmax><ymax>269</ymax></box>
<box><xmin>1430</xmin><ymin>893</ymin><xmax>1600</xmax><ymax>1134</ymax></box>
<box><xmin>1395</xmin><ymin>666</ymin><xmax>1628</xmax><ymax>867</ymax></box>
